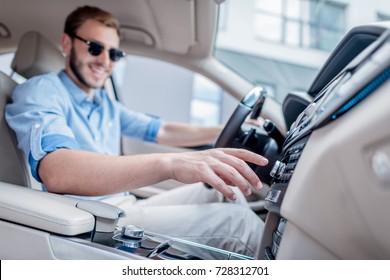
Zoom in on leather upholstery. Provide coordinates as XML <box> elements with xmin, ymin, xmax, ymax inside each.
<box><xmin>0</xmin><ymin>71</ymin><xmax>30</xmax><ymax>187</ymax></box>
<box><xmin>11</xmin><ymin>31</ymin><xmax>64</xmax><ymax>78</ymax></box>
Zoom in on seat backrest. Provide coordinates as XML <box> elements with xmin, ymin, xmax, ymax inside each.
<box><xmin>0</xmin><ymin>72</ymin><xmax>31</xmax><ymax>187</ymax></box>
<box><xmin>1</xmin><ymin>31</ymin><xmax>65</xmax><ymax>190</ymax></box>
<box><xmin>11</xmin><ymin>31</ymin><xmax>64</xmax><ymax>79</ymax></box>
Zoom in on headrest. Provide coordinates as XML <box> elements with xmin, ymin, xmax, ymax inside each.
<box><xmin>11</xmin><ymin>31</ymin><xmax>65</xmax><ymax>79</ymax></box>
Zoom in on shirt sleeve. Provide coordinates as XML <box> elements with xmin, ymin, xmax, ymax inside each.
<box><xmin>5</xmin><ymin>73</ymin><xmax>80</xmax><ymax>182</ymax></box>
<box><xmin>117</xmin><ymin>102</ymin><xmax>162</xmax><ymax>142</ymax></box>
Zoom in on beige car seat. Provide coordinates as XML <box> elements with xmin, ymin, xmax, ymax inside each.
<box><xmin>0</xmin><ymin>31</ymin><xmax>65</xmax><ymax>188</ymax></box>
<box><xmin>0</xmin><ymin>71</ymin><xmax>31</xmax><ymax>187</ymax></box>
<box><xmin>11</xmin><ymin>30</ymin><xmax>64</xmax><ymax>78</ymax></box>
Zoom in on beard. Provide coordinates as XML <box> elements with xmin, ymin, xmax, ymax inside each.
<box><xmin>69</xmin><ymin>47</ymin><xmax>108</xmax><ymax>90</ymax></box>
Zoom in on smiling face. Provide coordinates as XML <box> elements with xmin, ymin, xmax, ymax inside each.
<box><xmin>62</xmin><ymin>19</ymin><xmax>120</xmax><ymax>95</ymax></box>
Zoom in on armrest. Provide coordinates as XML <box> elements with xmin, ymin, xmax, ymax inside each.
<box><xmin>0</xmin><ymin>182</ymin><xmax>95</xmax><ymax>236</ymax></box>
<box><xmin>76</xmin><ymin>200</ymin><xmax>126</xmax><ymax>233</ymax></box>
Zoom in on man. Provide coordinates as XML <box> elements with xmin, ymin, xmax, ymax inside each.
<box><xmin>6</xmin><ymin>6</ymin><xmax>268</xmax><ymax>258</ymax></box>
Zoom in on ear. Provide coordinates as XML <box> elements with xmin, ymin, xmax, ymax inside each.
<box><xmin>61</xmin><ymin>33</ymin><xmax>72</xmax><ymax>57</ymax></box>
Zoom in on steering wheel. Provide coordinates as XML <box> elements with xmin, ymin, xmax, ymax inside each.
<box><xmin>214</xmin><ymin>87</ymin><xmax>267</xmax><ymax>148</ymax></box>
<box><xmin>213</xmin><ymin>86</ymin><xmax>280</xmax><ymax>186</ymax></box>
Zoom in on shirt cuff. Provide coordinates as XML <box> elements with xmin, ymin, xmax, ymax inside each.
<box><xmin>29</xmin><ymin>134</ymin><xmax>80</xmax><ymax>182</ymax></box>
<box><xmin>143</xmin><ymin>117</ymin><xmax>162</xmax><ymax>142</ymax></box>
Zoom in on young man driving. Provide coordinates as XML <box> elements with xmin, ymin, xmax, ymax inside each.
<box><xmin>6</xmin><ymin>6</ymin><xmax>268</xmax><ymax>258</ymax></box>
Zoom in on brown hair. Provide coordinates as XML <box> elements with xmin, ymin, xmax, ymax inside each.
<box><xmin>64</xmin><ymin>6</ymin><xmax>120</xmax><ymax>37</ymax></box>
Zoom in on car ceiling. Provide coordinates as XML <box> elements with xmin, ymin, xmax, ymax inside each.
<box><xmin>0</xmin><ymin>0</ymin><xmax>224</xmax><ymax>59</ymax></box>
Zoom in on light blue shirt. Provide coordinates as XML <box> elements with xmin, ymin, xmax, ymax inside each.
<box><xmin>5</xmin><ymin>71</ymin><xmax>161</xmax><ymax>192</ymax></box>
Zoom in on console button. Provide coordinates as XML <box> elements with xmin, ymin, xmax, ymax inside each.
<box><xmin>270</xmin><ymin>160</ymin><xmax>286</xmax><ymax>179</ymax></box>
<box><xmin>265</xmin><ymin>189</ymin><xmax>281</xmax><ymax>203</ymax></box>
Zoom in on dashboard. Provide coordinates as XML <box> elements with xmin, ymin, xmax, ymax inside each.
<box><xmin>261</xmin><ymin>25</ymin><xmax>390</xmax><ymax>259</ymax></box>
<box><xmin>286</xmin><ymin>29</ymin><xmax>390</xmax><ymax>151</ymax></box>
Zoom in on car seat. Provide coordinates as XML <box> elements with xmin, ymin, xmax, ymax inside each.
<box><xmin>11</xmin><ymin>30</ymin><xmax>64</xmax><ymax>78</ymax></box>
<box><xmin>0</xmin><ymin>71</ymin><xmax>31</xmax><ymax>187</ymax></box>
<box><xmin>0</xmin><ymin>31</ymin><xmax>65</xmax><ymax>189</ymax></box>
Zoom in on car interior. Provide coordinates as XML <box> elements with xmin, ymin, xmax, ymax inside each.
<box><xmin>1</xmin><ymin>0</ymin><xmax>390</xmax><ymax>260</ymax></box>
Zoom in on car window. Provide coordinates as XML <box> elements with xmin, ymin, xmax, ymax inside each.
<box><xmin>112</xmin><ymin>55</ymin><xmax>238</xmax><ymax>126</ymax></box>
<box><xmin>214</xmin><ymin>0</ymin><xmax>390</xmax><ymax>104</ymax></box>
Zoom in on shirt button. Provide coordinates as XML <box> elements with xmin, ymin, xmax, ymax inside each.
<box><xmin>34</xmin><ymin>123</ymin><xmax>41</xmax><ymax>128</ymax></box>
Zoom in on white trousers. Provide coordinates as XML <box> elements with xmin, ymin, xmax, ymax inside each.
<box><xmin>104</xmin><ymin>183</ymin><xmax>264</xmax><ymax>259</ymax></box>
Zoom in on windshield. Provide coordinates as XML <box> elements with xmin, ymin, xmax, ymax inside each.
<box><xmin>214</xmin><ymin>0</ymin><xmax>390</xmax><ymax>104</ymax></box>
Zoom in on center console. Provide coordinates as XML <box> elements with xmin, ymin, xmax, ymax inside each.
<box><xmin>110</xmin><ymin>225</ymin><xmax>252</xmax><ymax>260</ymax></box>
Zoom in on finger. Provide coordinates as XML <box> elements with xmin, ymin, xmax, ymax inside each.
<box><xmin>213</xmin><ymin>163</ymin><xmax>253</xmax><ymax>196</ymax></box>
<box><xmin>245</xmin><ymin>118</ymin><xmax>262</xmax><ymax>127</ymax></box>
<box><xmin>211</xmin><ymin>149</ymin><xmax>264</xmax><ymax>191</ymax></box>
<box><xmin>221</xmin><ymin>148</ymin><xmax>269</xmax><ymax>167</ymax></box>
<box><xmin>223</xmin><ymin>155</ymin><xmax>262</xmax><ymax>191</ymax></box>
<box><xmin>201</xmin><ymin>169</ymin><xmax>237</xmax><ymax>200</ymax></box>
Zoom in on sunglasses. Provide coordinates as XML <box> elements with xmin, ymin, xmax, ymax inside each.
<box><xmin>73</xmin><ymin>34</ymin><xmax>126</xmax><ymax>62</ymax></box>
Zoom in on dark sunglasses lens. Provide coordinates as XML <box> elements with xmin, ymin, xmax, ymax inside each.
<box><xmin>88</xmin><ymin>42</ymin><xmax>104</xmax><ymax>56</ymax></box>
<box><xmin>109</xmin><ymin>49</ymin><xmax>125</xmax><ymax>62</ymax></box>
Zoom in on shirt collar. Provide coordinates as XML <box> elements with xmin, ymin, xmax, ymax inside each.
<box><xmin>58</xmin><ymin>70</ymin><xmax>103</xmax><ymax>105</ymax></box>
